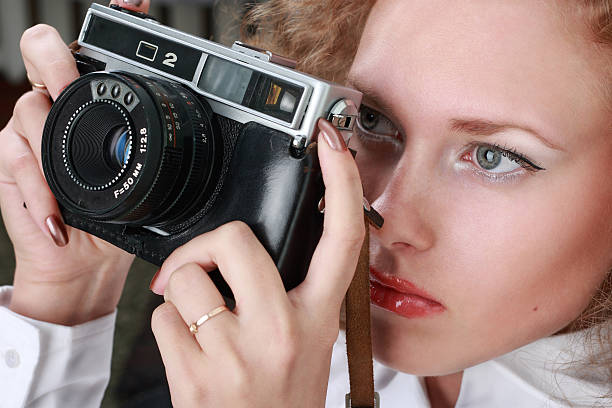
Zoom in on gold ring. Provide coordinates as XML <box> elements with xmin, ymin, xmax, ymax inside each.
<box><xmin>26</xmin><ymin>73</ymin><xmax>47</xmax><ymax>91</ymax></box>
<box><xmin>189</xmin><ymin>305</ymin><xmax>230</xmax><ymax>334</ymax></box>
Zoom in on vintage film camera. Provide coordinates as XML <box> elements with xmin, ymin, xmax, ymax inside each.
<box><xmin>41</xmin><ymin>4</ymin><xmax>361</xmax><ymax>298</ymax></box>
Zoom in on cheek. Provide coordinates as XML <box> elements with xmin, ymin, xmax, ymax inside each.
<box><xmin>441</xmin><ymin>167</ymin><xmax>612</xmax><ymax>345</ymax></box>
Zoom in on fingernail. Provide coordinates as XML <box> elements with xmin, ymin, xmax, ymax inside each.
<box><xmin>318</xmin><ymin>119</ymin><xmax>347</xmax><ymax>152</ymax></box>
<box><xmin>150</xmin><ymin>269</ymin><xmax>162</xmax><ymax>294</ymax></box>
<box><xmin>45</xmin><ymin>215</ymin><xmax>69</xmax><ymax>247</ymax></box>
<box><xmin>122</xmin><ymin>0</ymin><xmax>143</xmax><ymax>5</ymax></box>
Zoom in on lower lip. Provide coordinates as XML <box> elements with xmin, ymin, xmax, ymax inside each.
<box><xmin>370</xmin><ymin>280</ymin><xmax>445</xmax><ymax>318</ymax></box>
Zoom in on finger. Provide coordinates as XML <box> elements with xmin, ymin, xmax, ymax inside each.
<box><xmin>163</xmin><ymin>263</ymin><xmax>236</xmax><ymax>352</ymax></box>
<box><xmin>109</xmin><ymin>0</ymin><xmax>152</xmax><ymax>13</ymax></box>
<box><xmin>20</xmin><ymin>24</ymin><xmax>79</xmax><ymax>101</ymax></box>
<box><xmin>151</xmin><ymin>221</ymin><xmax>289</xmax><ymax>313</ymax></box>
<box><xmin>12</xmin><ymin>91</ymin><xmax>52</xmax><ymax>167</ymax></box>
<box><xmin>0</xmin><ymin>122</ymin><xmax>68</xmax><ymax>247</ymax></box>
<box><xmin>151</xmin><ymin>301</ymin><xmax>203</xmax><ymax>379</ymax></box>
<box><xmin>0</xmin><ymin>171</ymin><xmax>38</xmax><ymax>246</ymax></box>
<box><xmin>294</xmin><ymin>119</ymin><xmax>365</xmax><ymax>310</ymax></box>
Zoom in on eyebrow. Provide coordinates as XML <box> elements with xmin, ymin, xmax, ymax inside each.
<box><xmin>346</xmin><ymin>77</ymin><xmax>395</xmax><ymax>114</ymax></box>
<box><xmin>347</xmin><ymin>76</ymin><xmax>564</xmax><ymax>152</ymax></box>
<box><xmin>449</xmin><ymin>119</ymin><xmax>564</xmax><ymax>151</ymax></box>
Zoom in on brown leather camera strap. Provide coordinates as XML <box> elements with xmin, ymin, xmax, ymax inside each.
<box><xmin>345</xmin><ymin>211</ymin><xmax>381</xmax><ymax>407</ymax></box>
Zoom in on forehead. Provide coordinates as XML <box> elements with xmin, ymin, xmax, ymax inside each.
<box><xmin>350</xmin><ymin>0</ymin><xmax>608</xmax><ymax>143</ymax></box>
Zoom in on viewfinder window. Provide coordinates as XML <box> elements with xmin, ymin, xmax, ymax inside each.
<box><xmin>198</xmin><ymin>55</ymin><xmax>304</xmax><ymax>123</ymax></box>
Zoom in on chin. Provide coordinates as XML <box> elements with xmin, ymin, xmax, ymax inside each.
<box><xmin>370</xmin><ymin>305</ymin><xmax>470</xmax><ymax>376</ymax></box>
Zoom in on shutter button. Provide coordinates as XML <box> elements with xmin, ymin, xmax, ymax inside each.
<box><xmin>5</xmin><ymin>349</ymin><xmax>20</xmax><ymax>368</ymax></box>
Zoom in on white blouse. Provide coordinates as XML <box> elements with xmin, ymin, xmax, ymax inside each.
<box><xmin>325</xmin><ymin>330</ymin><xmax>611</xmax><ymax>407</ymax></box>
<box><xmin>0</xmin><ymin>286</ymin><xmax>115</xmax><ymax>408</ymax></box>
<box><xmin>0</xmin><ymin>285</ymin><xmax>610</xmax><ymax>408</ymax></box>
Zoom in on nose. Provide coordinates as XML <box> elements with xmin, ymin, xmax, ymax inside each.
<box><xmin>370</xmin><ymin>159</ymin><xmax>435</xmax><ymax>253</ymax></box>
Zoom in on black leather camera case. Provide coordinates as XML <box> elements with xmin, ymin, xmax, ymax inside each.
<box><xmin>61</xmin><ymin>119</ymin><xmax>324</xmax><ymax>299</ymax></box>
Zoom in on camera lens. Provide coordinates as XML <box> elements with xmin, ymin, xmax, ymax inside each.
<box><xmin>42</xmin><ymin>72</ymin><xmax>221</xmax><ymax>228</ymax></box>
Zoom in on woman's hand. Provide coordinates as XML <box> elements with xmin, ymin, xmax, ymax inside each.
<box><xmin>0</xmin><ymin>0</ymin><xmax>151</xmax><ymax>326</ymax></box>
<box><xmin>149</xmin><ymin>119</ymin><xmax>364</xmax><ymax>407</ymax></box>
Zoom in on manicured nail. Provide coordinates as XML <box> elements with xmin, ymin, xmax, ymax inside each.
<box><xmin>150</xmin><ymin>269</ymin><xmax>161</xmax><ymax>293</ymax></box>
<box><xmin>318</xmin><ymin>119</ymin><xmax>347</xmax><ymax>152</ymax></box>
<box><xmin>122</xmin><ymin>0</ymin><xmax>143</xmax><ymax>5</ymax></box>
<box><xmin>45</xmin><ymin>215</ymin><xmax>69</xmax><ymax>247</ymax></box>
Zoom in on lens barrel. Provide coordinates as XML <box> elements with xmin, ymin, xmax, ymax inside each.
<box><xmin>42</xmin><ymin>72</ymin><xmax>220</xmax><ymax>228</ymax></box>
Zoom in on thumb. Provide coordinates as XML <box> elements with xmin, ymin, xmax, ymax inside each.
<box><xmin>109</xmin><ymin>0</ymin><xmax>151</xmax><ymax>13</ymax></box>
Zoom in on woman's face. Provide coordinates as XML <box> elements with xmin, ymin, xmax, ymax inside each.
<box><xmin>349</xmin><ymin>0</ymin><xmax>612</xmax><ymax>375</ymax></box>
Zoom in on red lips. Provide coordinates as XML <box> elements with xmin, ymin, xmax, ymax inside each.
<box><xmin>369</xmin><ymin>267</ymin><xmax>445</xmax><ymax>318</ymax></box>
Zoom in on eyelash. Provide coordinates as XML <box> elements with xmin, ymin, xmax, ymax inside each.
<box><xmin>356</xmin><ymin>128</ymin><xmax>403</xmax><ymax>149</ymax></box>
<box><xmin>462</xmin><ymin>142</ymin><xmax>545</xmax><ymax>172</ymax></box>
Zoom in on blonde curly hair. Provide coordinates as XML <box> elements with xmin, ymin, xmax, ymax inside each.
<box><xmin>242</xmin><ymin>0</ymin><xmax>612</xmax><ymax>399</ymax></box>
<box><xmin>242</xmin><ymin>0</ymin><xmax>375</xmax><ymax>82</ymax></box>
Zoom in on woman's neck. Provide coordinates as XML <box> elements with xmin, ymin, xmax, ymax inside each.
<box><xmin>425</xmin><ymin>371</ymin><xmax>464</xmax><ymax>408</ymax></box>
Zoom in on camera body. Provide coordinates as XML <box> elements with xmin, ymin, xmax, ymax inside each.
<box><xmin>41</xmin><ymin>4</ymin><xmax>361</xmax><ymax>298</ymax></box>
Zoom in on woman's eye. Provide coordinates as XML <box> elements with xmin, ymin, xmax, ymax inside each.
<box><xmin>356</xmin><ymin>105</ymin><xmax>402</xmax><ymax>142</ymax></box>
<box><xmin>465</xmin><ymin>144</ymin><xmax>544</xmax><ymax>175</ymax></box>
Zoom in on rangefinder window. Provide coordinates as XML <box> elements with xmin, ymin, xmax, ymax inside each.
<box><xmin>198</xmin><ymin>55</ymin><xmax>304</xmax><ymax>123</ymax></box>
<box><xmin>245</xmin><ymin>76</ymin><xmax>303</xmax><ymax>123</ymax></box>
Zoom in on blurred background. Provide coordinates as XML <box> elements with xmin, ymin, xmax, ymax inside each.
<box><xmin>0</xmin><ymin>0</ymin><xmax>251</xmax><ymax>406</ymax></box>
